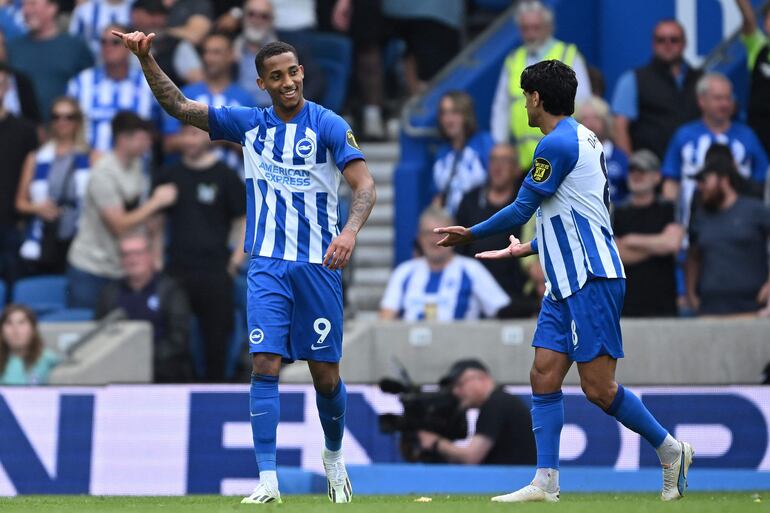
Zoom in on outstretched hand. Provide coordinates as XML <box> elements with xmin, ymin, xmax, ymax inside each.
<box><xmin>476</xmin><ymin>235</ymin><xmax>530</xmax><ymax>260</ymax></box>
<box><xmin>433</xmin><ymin>226</ymin><xmax>473</xmax><ymax>247</ymax></box>
<box><xmin>111</xmin><ymin>30</ymin><xmax>156</xmax><ymax>58</ymax></box>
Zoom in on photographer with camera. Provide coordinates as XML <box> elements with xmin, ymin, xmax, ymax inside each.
<box><xmin>417</xmin><ymin>360</ymin><xmax>536</xmax><ymax>465</ymax></box>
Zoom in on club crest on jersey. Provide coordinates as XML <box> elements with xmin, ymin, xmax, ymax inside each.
<box><xmin>346</xmin><ymin>129</ymin><xmax>360</xmax><ymax>150</ymax></box>
<box><xmin>532</xmin><ymin>157</ymin><xmax>552</xmax><ymax>183</ymax></box>
<box><xmin>295</xmin><ymin>137</ymin><xmax>316</xmax><ymax>159</ymax></box>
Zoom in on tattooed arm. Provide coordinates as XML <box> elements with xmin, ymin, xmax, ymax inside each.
<box><xmin>112</xmin><ymin>30</ymin><xmax>209</xmax><ymax>131</ymax></box>
<box><xmin>321</xmin><ymin>159</ymin><xmax>376</xmax><ymax>270</ymax></box>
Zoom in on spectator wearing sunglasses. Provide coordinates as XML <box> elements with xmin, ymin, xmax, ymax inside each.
<box><xmin>611</xmin><ymin>19</ymin><xmax>702</xmax><ymax>160</ymax></box>
<box><xmin>66</xmin><ymin>24</ymin><xmax>161</xmax><ymax>152</ymax></box>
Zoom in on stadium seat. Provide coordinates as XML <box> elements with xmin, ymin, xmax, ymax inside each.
<box><xmin>12</xmin><ymin>275</ymin><xmax>68</xmax><ymax>314</ymax></box>
<box><xmin>40</xmin><ymin>308</ymin><xmax>94</xmax><ymax>322</ymax></box>
<box><xmin>0</xmin><ymin>280</ymin><xmax>6</xmax><ymax>311</ymax></box>
<box><xmin>309</xmin><ymin>33</ymin><xmax>352</xmax><ymax>113</ymax></box>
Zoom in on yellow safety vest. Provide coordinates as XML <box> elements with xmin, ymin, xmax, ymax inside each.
<box><xmin>505</xmin><ymin>40</ymin><xmax>577</xmax><ymax>170</ymax></box>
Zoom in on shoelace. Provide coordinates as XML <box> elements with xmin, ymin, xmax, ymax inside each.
<box><xmin>662</xmin><ymin>460</ymin><xmax>678</xmax><ymax>492</ymax></box>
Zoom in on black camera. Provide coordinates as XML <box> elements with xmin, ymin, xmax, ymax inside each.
<box><xmin>377</xmin><ymin>370</ymin><xmax>468</xmax><ymax>463</ymax></box>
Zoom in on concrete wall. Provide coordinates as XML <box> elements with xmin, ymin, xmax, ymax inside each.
<box><xmin>41</xmin><ymin>321</ymin><xmax>153</xmax><ymax>385</ymax></box>
<box><xmin>281</xmin><ymin>319</ymin><xmax>770</xmax><ymax>385</ymax></box>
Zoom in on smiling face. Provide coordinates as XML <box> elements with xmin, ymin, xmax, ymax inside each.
<box><xmin>257</xmin><ymin>51</ymin><xmax>304</xmax><ymax>115</ymax></box>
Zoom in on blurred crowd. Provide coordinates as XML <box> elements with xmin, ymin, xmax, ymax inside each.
<box><xmin>379</xmin><ymin>0</ymin><xmax>770</xmax><ymax>324</ymax></box>
<box><xmin>0</xmin><ymin>0</ymin><xmax>769</xmax><ymax>385</ymax></box>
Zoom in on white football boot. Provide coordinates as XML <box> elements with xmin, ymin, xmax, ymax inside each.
<box><xmin>322</xmin><ymin>449</ymin><xmax>353</xmax><ymax>503</ymax></box>
<box><xmin>241</xmin><ymin>481</ymin><xmax>282</xmax><ymax>504</ymax></box>
<box><xmin>491</xmin><ymin>483</ymin><xmax>560</xmax><ymax>503</ymax></box>
<box><xmin>661</xmin><ymin>440</ymin><xmax>694</xmax><ymax>501</ymax></box>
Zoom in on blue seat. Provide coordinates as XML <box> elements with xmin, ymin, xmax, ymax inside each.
<box><xmin>40</xmin><ymin>308</ymin><xmax>93</xmax><ymax>322</ymax></box>
<box><xmin>309</xmin><ymin>33</ymin><xmax>352</xmax><ymax>113</ymax></box>
<box><xmin>0</xmin><ymin>280</ymin><xmax>6</xmax><ymax>311</ymax></box>
<box><xmin>12</xmin><ymin>275</ymin><xmax>68</xmax><ymax>314</ymax></box>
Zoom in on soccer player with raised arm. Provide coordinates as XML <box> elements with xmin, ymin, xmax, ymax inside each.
<box><xmin>113</xmin><ymin>30</ymin><xmax>376</xmax><ymax>504</ymax></box>
<box><xmin>435</xmin><ymin>60</ymin><xmax>693</xmax><ymax>503</ymax></box>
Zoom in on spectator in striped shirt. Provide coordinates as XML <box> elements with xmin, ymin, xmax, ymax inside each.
<box><xmin>67</xmin><ymin>23</ymin><xmax>160</xmax><ymax>152</ymax></box>
<box><xmin>69</xmin><ymin>0</ymin><xmax>133</xmax><ymax>57</ymax></box>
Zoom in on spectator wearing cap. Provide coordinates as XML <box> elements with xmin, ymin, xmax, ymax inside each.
<box><xmin>66</xmin><ymin>112</ymin><xmax>178</xmax><ymax>309</ymax></box>
<box><xmin>613</xmin><ymin>150</ymin><xmax>682</xmax><ymax>317</ymax></box>
<box><xmin>67</xmin><ymin>24</ymin><xmax>161</xmax><ymax>152</ymax></box>
<box><xmin>130</xmin><ymin>0</ymin><xmax>203</xmax><ymax>86</ymax></box>
<box><xmin>575</xmin><ymin>95</ymin><xmax>629</xmax><ymax>204</ymax></box>
<box><xmin>6</xmin><ymin>0</ymin><xmax>94</xmax><ymax>120</ymax></box>
<box><xmin>417</xmin><ymin>359</ymin><xmax>536</xmax><ymax>465</ymax></box>
<box><xmin>379</xmin><ymin>206</ymin><xmax>510</xmax><ymax>321</ymax></box>
<box><xmin>687</xmin><ymin>157</ymin><xmax>770</xmax><ymax>316</ymax></box>
<box><xmin>661</xmin><ymin>72</ymin><xmax>769</xmax><ymax>231</ymax></box>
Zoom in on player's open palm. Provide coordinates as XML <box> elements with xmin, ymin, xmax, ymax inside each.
<box><xmin>111</xmin><ymin>30</ymin><xmax>156</xmax><ymax>58</ymax></box>
<box><xmin>476</xmin><ymin>235</ymin><xmax>528</xmax><ymax>260</ymax></box>
<box><xmin>433</xmin><ymin>226</ymin><xmax>472</xmax><ymax>247</ymax></box>
<box><xmin>324</xmin><ymin>229</ymin><xmax>356</xmax><ymax>270</ymax></box>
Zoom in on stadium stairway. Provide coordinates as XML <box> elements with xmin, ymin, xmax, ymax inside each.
<box><xmin>347</xmin><ymin>142</ymin><xmax>398</xmax><ymax>319</ymax></box>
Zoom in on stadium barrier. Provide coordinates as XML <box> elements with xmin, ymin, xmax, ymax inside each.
<box><xmin>282</xmin><ymin>319</ymin><xmax>770</xmax><ymax>385</ymax></box>
<box><xmin>0</xmin><ymin>384</ymin><xmax>767</xmax><ymax>495</ymax></box>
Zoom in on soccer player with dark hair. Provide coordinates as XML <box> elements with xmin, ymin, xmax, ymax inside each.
<box><xmin>435</xmin><ymin>60</ymin><xmax>693</xmax><ymax>503</ymax></box>
<box><xmin>112</xmin><ymin>29</ymin><xmax>376</xmax><ymax>504</ymax></box>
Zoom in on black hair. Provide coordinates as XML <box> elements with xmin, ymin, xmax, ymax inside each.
<box><xmin>254</xmin><ymin>41</ymin><xmax>299</xmax><ymax>77</ymax></box>
<box><xmin>130</xmin><ymin>0</ymin><xmax>167</xmax><ymax>14</ymax></box>
<box><xmin>203</xmin><ymin>31</ymin><xmax>234</xmax><ymax>48</ymax></box>
<box><xmin>112</xmin><ymin>110</ymin><xmax>153</xmax><ymax>142</ymax></box>
<box><xmin>702</xmin><ymin>144</ymin><xmax>749</xmax><ymax>193</ymax></box>
<box><xmin>520</xmin><ymin>59</ymin><xmax>577</xmax><ymax>116</ymax></box>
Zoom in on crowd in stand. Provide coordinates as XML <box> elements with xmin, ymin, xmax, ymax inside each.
<box><xmin>0</xmin><ymin>0</ymin><xmax>769</xmax><ymax>384</ymax></box>
<box><xmin>380</xmin><ymin>0</ymin><xmax>770</xmax><ymax>322</ymax></box>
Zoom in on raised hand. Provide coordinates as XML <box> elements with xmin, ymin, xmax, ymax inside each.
<box><xmin>111</xmin><ymin>30</ymin><xmax>156</xmax><ymax>58</ymax></box>
<box><xmin>433</xmin><ymin>225</ymin><xmax>473</xmax><ymax>247</ymax></box>
<box><xmin>476</xmin><ymin>235</ymin><xmax>530</xmax><ymax>260</ymax></box>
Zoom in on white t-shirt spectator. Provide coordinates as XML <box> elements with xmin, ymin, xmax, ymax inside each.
<box><xmin>381</xmin><ymin>255</ymin><xmax>510</xmax><ymax>321</ymax></box>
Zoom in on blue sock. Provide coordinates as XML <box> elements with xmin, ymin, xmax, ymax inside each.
<box><xmin>316</xmin><ymin>379</ymin><xmax>347</xmax><ymax>452</ymax></box>
<box><xmin>250</xmin><ymin>373</ymin><xmax>280</xmax><ymax>472</ymax></box>
<box><xmin>531</xmin><ymin>391</ymin><xmax>564</xmax><ymax>469</ymax></box>
<box><xmin>606</xmin><ymin>384</ymin><xmax>668</xmax><ymax>448</ymax></box>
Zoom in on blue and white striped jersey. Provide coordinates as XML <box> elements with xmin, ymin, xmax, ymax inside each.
<box><xmin>69</xmin><ymin>0</ymin><xmax>133</xmax><ymax>56</ymax></box>
<box><xmin>67</xmin><ymin>66</ymin><xmax>159</xmax><ymax>151</ymax></box>
<box><xmin>380</xmin><ymin>255</ymin><xmax>510</xmax><ymax>321</ymax></box>
<box><xmin>208</xmin><ymin>101</ymin><xmax>364</xmax><ymax>263</ymax></box>
<box><xmin>524</xmin><ymin>118</ymin><xmax>625</xmax><ymax>301</ymax></box>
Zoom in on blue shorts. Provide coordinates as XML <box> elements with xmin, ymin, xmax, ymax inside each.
<box><xmin>246</xmin><ymin>256</ymin><xmax>343</xmax><ymax>363</ymax></box>
<box><xmin>532</xmin><ymin>278</ymin><xmax>625</xmax><ymax>362</ymax></box>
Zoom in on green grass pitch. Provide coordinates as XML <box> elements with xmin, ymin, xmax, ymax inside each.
<box><xmin>0</xmin><ymin>493</ymin><xmax>765</xmax><ymax>513</ymax></box>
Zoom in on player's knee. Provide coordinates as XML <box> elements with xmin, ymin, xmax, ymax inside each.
<box><xmin>251</xmin><ymin>353</ymin><xmax>282</xmax><ymax>376</ymax></box>
<box><xmin>312</xmin><ymin>374</ymin><xmax>339</xmax><ymax>396</ymax></box>
<box><xmin>581</xmin><ymin>380</ymin><xmax>615</xmax><ymax>410</ymax></box>
<box><xmin>530</xmin><ymin>365</ymin><xmax>558</xmax><ymax>394</ymax></box>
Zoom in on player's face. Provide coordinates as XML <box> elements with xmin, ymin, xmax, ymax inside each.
<box><xmin>438</xmin><ymin>97</ymin><xmax>464</xmax><ymax>142</ymax></box>
<box><xmin>653</xmin><ymin>22</ymin><xmax>685</xmax><ymax>63</ymax></box>
<box><xmin>258</xmin><ymin>52</ymin><xmax>304</xmax><ymax>114</ymax></box>
<box><xmin>698</xmin><ymin>79</ymin><xmax>734</xmax><ymax>124</ymax></box>
<box><xmin>202</xmin><ymin>36</ymin><xmax>233</xmax><ymax>79</ymax></box>
<box><xmin>523</xmin><ymin>90</ymin><xmax>542</xmax><ymax>128</ymax></box>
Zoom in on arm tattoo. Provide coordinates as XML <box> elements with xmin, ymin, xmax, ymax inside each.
<box><xmin>139</xmin><ymin>56</ymin><xmax>209</xmax><ymax>131</ymax></box>
<box><xmin>344</xmin><ymin>183</ymin><xmax>376</xmax><ymax>234</ymax></box>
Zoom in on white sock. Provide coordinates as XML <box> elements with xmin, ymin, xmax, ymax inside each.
<box><xmin>532</xmin><ymin>468</ymin><xmax>559</xmax><ymax>493</ymax></box>
<box><xmin>656</xmin><ymin>434</ymin><xmax>682</xmax><ymax>465</ymax></box>
<box><xmin>259</xmin><ymin>470</ymin><xmax>278</xmax><ymax>489</ymax></box>
<box><xmin>323</xmin><ymin>447</ymin><xmax>343</xmax><ymax>459</ymax></box>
